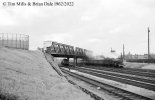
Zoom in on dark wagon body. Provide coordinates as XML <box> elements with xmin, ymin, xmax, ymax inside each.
<box><xmin>61</xmin><ymin>58</ymin><xmax>124</xmax><ymax>68</ymax></box>
<box><xmin>84</xmin><ymin>59</ymin><xmax>124</xmax><ymax>68</ymax></box>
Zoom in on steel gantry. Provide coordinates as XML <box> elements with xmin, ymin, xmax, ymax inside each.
<box><xmin>45</xmin><ymin>41</ymin><xmax>91</xmax><ymax>66</ymax></box>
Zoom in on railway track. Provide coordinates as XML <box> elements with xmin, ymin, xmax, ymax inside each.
<box><xmin>79</xmin><ymin>67</ymin><xmax>155</xmax><ymax>83</ymax></box>
<box><xmin>61</xmin><ymin>68</ymin><xmax>152</xmax><ymax>100</ymax></box>
<box><xmin>72</xmin><ymin>67</ymin><xmax>155</xmax><ymax>91</ymax></box>
<box><xmin>82</xmin><ymin>66</ymin><xmax>155</xmax><ymax>78</ymax></box>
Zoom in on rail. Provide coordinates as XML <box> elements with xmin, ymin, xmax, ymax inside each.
<box><xmin>61</xmin><ymin>68</ymin><xmax>152</xmax><ymax>100</ymax></box>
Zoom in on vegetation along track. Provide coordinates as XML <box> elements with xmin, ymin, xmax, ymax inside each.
<box><xmin>71</xmin><ymin>67</ymin><xmax>155</xmax><ymax>91</ymax></box>
<box><xmin>83</xmin><ymin>66</ymin><xmax>155</xmax><ymax>78</ymax></box>
<box><xmin>61</xmin><ymin>68</ymin><xmax>152</xmax><ymax>100</ymax></box>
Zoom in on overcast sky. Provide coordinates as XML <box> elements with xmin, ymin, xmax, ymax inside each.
<box><xmin>0</xmin><ymin>0</ymin><xmax>155</xmax><ymax>57</ymax></box>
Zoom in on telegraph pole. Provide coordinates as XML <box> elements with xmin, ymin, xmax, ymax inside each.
<box><xmin>148</xmin><ymin>27</ymin><xmax>150</xmax><ymax>59</ymax></box>
<box><xmin>123</xmin><ymin>44</ymin><xmax>125</xmax><ymax>60</ymax></box>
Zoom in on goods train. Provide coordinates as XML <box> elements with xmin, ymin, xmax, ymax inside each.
<box><xmin>61</xmin><ymin>58</ymin><xmax>124</xmax><ymax>68</ymax></box>
<box><xmin>45</xmin><ymin>41</ymin><xmax>124</xmax><ymax>68</ymax></box>
<box><xmin>85</xmin><ymin>58</ymin><xmax>124</xmax><ymax>68</ymax></box>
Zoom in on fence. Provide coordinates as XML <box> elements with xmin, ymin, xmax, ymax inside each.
<box><xmin>0</xmin><ymin>33</ymin><xmax>29</xmax><ymax>50</ymax></box>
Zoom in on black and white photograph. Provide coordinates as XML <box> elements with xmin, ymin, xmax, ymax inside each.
<box><xmin>0</xmin><ymin>0</ymin><xmax>155</xmax><ymax>100</ymax></box>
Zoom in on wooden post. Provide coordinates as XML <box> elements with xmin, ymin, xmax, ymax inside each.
<box><xmin>148</xmin><ymin>27</ymin><xmax>150</xmax><ymax>60</ymax></box>
<box><xmin>123</xmin><ymin>44</ymin><xmax>125</xmax><ymax>60</ymax></box>
<box><xmin>67</xmin><ymin>57</ymin><xmax>69</xmax><ymax>62</ymax></box>
<box><xmin>27</xmin><ymin>35</ymin><xmax>29</xmax><ymax>50</ymax></box>
<box><xmin>74</xmin><ymin>56</ymin><xmax>76</xmax><ymax>67</ymax></box>
<box><xmin>76</xmin><ymin>58</ymin><xmax>77</xmax><ymax>65</ymax></box>
<box><xmin>16</xmin><ymin>34</ymin><xmax>17</xmax><ymax>48</ymax></box>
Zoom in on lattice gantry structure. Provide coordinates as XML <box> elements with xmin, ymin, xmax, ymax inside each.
<box><xmin>46</xmin><ymin>42</ymin><xmax>75</xmax><ymax>58</ymax></box>
<box><xmin>45</xmin><ymin>41</ymin><xmax>90</xmax><ymax>59</ymax></box>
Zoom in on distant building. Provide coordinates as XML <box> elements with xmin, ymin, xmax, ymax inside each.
<box><xmin>43</xmin><ymin>41</ymin><xmax>53</xmax><ymax>51</ymax></box>
<box><xmin>125</xmin><ymin>52</ymin><xmax>155</xmax><ymax>60</ymax></box>
<box><xmin>150</xmin><ymin>53</ymin><xmax>155</xmax><ymax>59</ymax></box>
